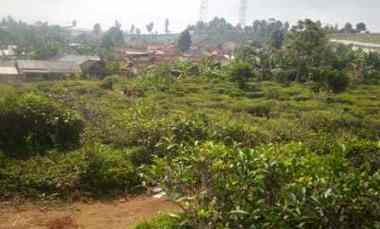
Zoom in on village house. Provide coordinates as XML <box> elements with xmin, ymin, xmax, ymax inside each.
<box><xmin>54</xmin><ymin>54</ymin><xmax>105</xmax><ymax>78</ymax></box>
<box><xmin>124</xmin><ymin>49</ymin><xmax>155</xmax><ymax>67</ymax></box>
<box><xmin>0</xmin><ymin>61</ymin><xmax>22</xmax><ymax>83</ymax></box>
<box><xmin>147</xmin><ymin>44</ymin><xmax>179</xmax><ymax>65</ymax></box>
<box><xmin>17</xmin><ymin>60</ymin><xmax>81</xmax><ymax>80</ymax></box>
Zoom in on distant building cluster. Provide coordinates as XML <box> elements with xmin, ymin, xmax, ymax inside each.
<box><xmin>123</xmin><ymin>42</ymin><xmax>236</xmax><ymax>72</ymax></box>
<box><xmin>0</xmin><ymin>54</ymin><xmax>102</xmax><ymax>83</ymax></box>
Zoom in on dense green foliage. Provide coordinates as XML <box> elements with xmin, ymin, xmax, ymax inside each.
<box><xmin>0</xmin><ymin>93</ymin><xmax>84</xmax><ymax>156</ymax></box>
<box><xmin>101</xmin><ymin>21</ymin><xmax>125</xmax><ymax>50</ymax></box>
<box><xmin>150</xmin><ymin>141</ymin><xmax>380</xmax><ymax>228</ymax></box>
<box><xmin>189</xmin><ymin>18</ymin><xmax>289</xmax><ymax>48</ymax></box>
<box><xmin>0</xmin><ymin>16</ymin><xmax>67</xmax><ymax>59</ymax></box>
<box><xmin>0</xmin><ymin>67</ymin><xmax>379</xmax><ymax>221</ymax></box>
<box><xmin>177</xmin><ymin>30</ymin><xmax>192</xmax><ymax>53</ymax></box>
<box><xmin>1</xmin><ymin>16</ymin><xmax>380</xmax><ymax>228</ymax></box>
<box><xmin>227</xmin><ymin>62</ymin><xmax>254</xmax><ymax>88</ymax></box>
<box><xmin>0</xmin><ymin>143</ymin><xmax>141</xmax><ymax>198</ymax></box>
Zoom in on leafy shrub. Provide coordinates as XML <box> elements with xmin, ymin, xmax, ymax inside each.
<box><xmin>0</xmin><ymin>151</ymin><xmax>86</xmax><ymax>198</ymax></box>
<box><xmin>169</xmin><ymin>115</ymin><xmax>210</xmax><ymax>144</ymax></box>
<box><xmin>150</xmin><ymin>142</ymin><xmax>380</xmax><ymax>228</ymax></box>
<box><xmin>135</xmin><ymin>215</ymin><xmax>182</xmax><ymax>229</ymax></box>
<box><xmin>364</xmin><ymin>69</ymin><xmax>380</xmax><ymax>84</ymax></box>
<box><xmin>80</xmin><ymin>144</ymin><xmax>142</xmax><ymax>195</ymax></box>
<box><xmin>100</xmin><ymin>75</ymin><xmax>120</xmax><ymax>90</ymax></box>
<box><xmin>243</xmin><ymin>101</ymin><xmax>273</xmax><ymax>118</ymax></box>
<box><xmin>212</xmin><ymin>122</ymin><xmax>270</xmax><ymax>148</ymax></box>
<box><xmin>325</xmin><ymin>70</ymin><xmax>350</xmax><ymax>93</ymax></box>
<box><xmin>136</xmin><ymin>67</ymin><xmax>177</xmax><ymax>92</ymax></box>
<box><xmin>172</xmin><ymin>60</ymin><xmax>200</xmax><ymax>77</ymax></box>
<box><xmin>301</xmin><ymin>111</ymin><xmax>362</xmax><ymax>133</ymax></box>
<box><xmin>272</xmin><ymin>68</ymin><xmax>298</xmax><ymax>83</ymax></box>
<box><xmin>0</xmin><ymin>93</ymin><xmax>84</xmax><ymax>156</ymax></box>
<box><xmin>0</xmin><ymin>144</ymin><xmax>142</xmax><ymax>199</ymax></box>
<box><xmin>303</xmin><ymin>132</ymin><xmax>342</xmax><ymax>155</ymax></box>
<box><xmin>227</xmin><ymin>62</ymin><xmax>254</xmax><ymax>88</ymax></box>
<box><xmin>344</xmin><ymin>140</ymin><xmax>380</xmax><ymax>175</ymax></box>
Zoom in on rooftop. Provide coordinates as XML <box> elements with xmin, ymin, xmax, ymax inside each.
<box><xmin>56</xmin><ymin>55</ymin><xmax>101</xmax><ymax>65</ymax></box>
<box><xmin>0</xmin><ymin>66</ymin><xmax>18</xmax><ymax>75</ymax></box>
<box><xmin>125</xmin><ymin>50</ymin><xmax>153</xmax><ymax>56</ymax></box>
<box><xmin>17</xmin><ymin>60</ymin><xmax>81</xmax><ymax>74</ymax></box>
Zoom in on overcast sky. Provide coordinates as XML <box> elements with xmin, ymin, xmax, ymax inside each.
<box><xmin>0</xmin><ymin>0</ymin><xmax>379</xmax><ymax>32</ymax></box>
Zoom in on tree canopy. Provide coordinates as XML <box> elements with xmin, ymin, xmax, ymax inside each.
<box><xmin>177</xmin><ymin>29</ymin><xmax>192</xmax><ymax>53</ymax></box>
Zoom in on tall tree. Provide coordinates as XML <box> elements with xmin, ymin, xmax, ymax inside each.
<box><xmin>101</xmin><ymin>22</ymin><xmax>125</xmax><ymax>49</ymax></box>
<box><xmin>285</xmin><ymin>19</ymin><xmax>328</xmax><ymax>81</ymax></box>
<box><xmin>343</xmin><ymin>22</ymin><xmax>354</xmax><ymax>33</ymax></box>
<box><xmin>165</xmin><ymin>19</ymin><xmax>170</xmax><ymax>34</ymax></box>
<box><xmin>146</xmin><ymin>22</ymin><xmax>154</xmax><ymax>34</ymax></box>
<box><xmin>115</xmin><ymin>20</ymin><xmax>122</xmax><ymax>29</ymax></box>
<box><xmin>177</xmin><ymin>29</ymin><xmax>192</xmax><ymax>53</ymax></box>
<box><xmin>269</xmin><ymin>29</ymin><xmax>285</xmax><ymax>49</ymax></box>
<box><xmin>356</xmin><ymin>22</ymin><xmax>367</xmax><ymax>33</ymax></box>
<box><xmin>129</xmin><ymin>24</ymin><xmax>136</xmax><ymax>34</ymax></box>
<box><xmin>93</xmin><ymin>23</ymin><xmax>102</xmax><ymax>36</ymax></box>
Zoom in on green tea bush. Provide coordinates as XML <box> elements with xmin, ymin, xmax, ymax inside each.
<box><xmin>272</xmin><ymin>68</ymin><xmax>297</xmax><ymax>83</ymax></box>
<box><xmin>0</xmin><ymin>93</ymin><xmax>84</xmax><ymax>156</ymax></box>
<box><xmin>227</xmin><ymin>62</ymin><xmax>254</xmax><ymax>89</ymax></box>
<box><xmin>136</xmin><ymin>67</ymin><xmax>177</xmax><ymax>92</ymax></box>
<box><xmin>212</xmin><ymin>122</ymin><xmax>270</xmax><ymax>148</ymax></box>
<box><xmin>80</xmin><ymin>144</ymin><xmax>142</xmax><ymax>195</ymax></box>
<box><xmin>0</xmin><ymin>144</ymin><xmax>142</xmax><ymax>199</ymax></box>
<box><xmin>169</xmin><ymin>115</ymin><xmax>210</xmax><ymax>144</ymax></box>
<box><xmin>150</xmin><ymin>142</ymin><xmax>380</xmax><ymax>228</ymax></box>
<box><xmin>325</xmin><ymin>70</ymin><xmax>351</xmax><ymax>93</ymax></box>
<box><xmin>364</xmin><ymin>70</ymin><xmax>380</xmax><ymax>84</ymax></box>
<box><xmin>243</xmin><ymin>101</ymin><xmax>273</xmax><ymax>118</ymax></box>
<box><xmin>344</xmin><ymin>140</ymin><xmax>380</xmax><ymax>175</ymax></box>
<box><xmin>135</xmin><ymin>215</ymin><xmax>182</xmax><ymax>229</ymax></box>
<box><xmin>100</xmin><ymin>75</ymin><xmax>120</xmax><ymax>90</ymax></box>
<box><xmin>301</xmin><ymin>111</ymin><xmax>362</xmax><ymax>132</ymax></box>
<box><xmin>172</xmin><ymin>59</ymin><xmax>200</xmax><ymax>77</ymax></box>
<box><xmin>0</xmin><ymin>151</ymin><xmax>85</xmax><ymax>198</ymax></box>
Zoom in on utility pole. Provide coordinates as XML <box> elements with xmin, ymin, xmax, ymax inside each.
<box><xmin>199</xmin><ymin>0</ymin><xmax>208</xmax><ymax>22</ymax></box>
<box><xmin>239</xmin><ymin>0</ymin><xmax>248</xmax><ymax>26</ymax></box>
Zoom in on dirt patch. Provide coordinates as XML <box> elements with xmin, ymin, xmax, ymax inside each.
<box><xmin>0</xmin><ymin>196</ymin><xmax>178</xmax><ymax>229</ymax></box>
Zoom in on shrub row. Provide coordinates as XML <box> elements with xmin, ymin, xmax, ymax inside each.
<box><xmin>148</xmin><ymin>141</ymin><xmax>380</xmax><ymax>228</ymax></box>
<box><xmin>0</xmin><ymin>144</ymin><xmax>141</xmax><ymax>199</ymax></box>
<box><xmin>0</xmin><ymin>93</ymin><xmax>84</xmax><ymax>156</ymax></box>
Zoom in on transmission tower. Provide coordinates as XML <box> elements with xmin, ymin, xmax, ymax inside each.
<box><xmin>239</xmin><ymin>0</ymin><xmax>248</xmax><ymax>26</ymax></box>
<box><xmin>199</xmin><ymin>0</ymin><xmax>209</xmax><ymax>22</ymax></box>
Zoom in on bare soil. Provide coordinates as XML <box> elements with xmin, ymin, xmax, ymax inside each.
<box><xmin>0</xmin><ymin>196</ymin><xmax>178</xmax><ymax>229</ymax></box>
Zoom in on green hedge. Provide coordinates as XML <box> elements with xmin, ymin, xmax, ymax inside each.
<box><xmin>0</xmin><ymin>144</ymin><xmax>141</xmax><ymax>199</ymax></box>
<box><xmin>149</xmin><ymin>141</ymin><xmax>380</xmax><ymax>228</ymax></box>
<box><xmin>0</xmin><ymin>93</ymin><xmax>84</xmax><ymax>156</ymax></box>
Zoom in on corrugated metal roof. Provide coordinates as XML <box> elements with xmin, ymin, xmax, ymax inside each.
<box><xmin>125</xmin><ymin>50</ymin><xmax>153</xmax><ymax>56</ymax></box>
<box><xmin>0</xmin><ymin>66</ymin><xmax>18</xmax><ymax>75</ymax></box>
<box><xmin>57</xmin><ymin>55</ymin><xmax>100</xmax><ymax>65</ymax></box>
<box><xmin>17</xmin><ymin>60</ymin><xmax>81</xmax><ymax>74</ymax></box>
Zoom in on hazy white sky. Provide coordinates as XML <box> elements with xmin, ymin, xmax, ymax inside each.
<box><xmin>0</xmin><ymin>0</ymin><xmax>379</xmax><ymax>32</ymax></box>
